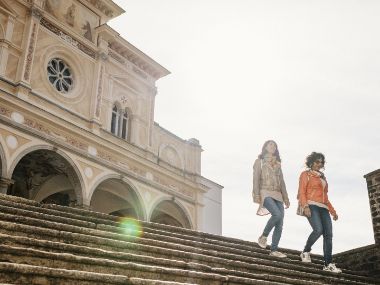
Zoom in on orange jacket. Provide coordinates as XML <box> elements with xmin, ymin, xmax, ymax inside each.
<box><xmin>298</xmin><ymin>170</ymin><xmax>336</xmax><ymax>216</ymax></box>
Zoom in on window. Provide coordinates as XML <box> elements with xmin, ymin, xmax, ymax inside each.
<box><xmin>47</xmin><ymin>58</ymin><xmax>73</xmax><ymax>93</ymax></box>
<box><xmin>111</xmin><ymin>104</ymin><xmax>129</xmax><ymax>140</ymax></box>
<box><xmin>121</xmin><ymin>112</ymin><xmax>128</xmax><ymax>139</ymax></box>
<box><xmin>111</xmin><ymin>105</ymin><xmax>119</xmax><ymax>135</ymax></box>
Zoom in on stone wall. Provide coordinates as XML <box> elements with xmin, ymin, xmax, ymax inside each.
<box><xmin>364</xmin><ymin>169</ymin><xmax>380</xmax><ymax>245</ymax></box>
<box><xmin>334</xmin><ymin>244</ymin><xmax>380</xmax><ymax>277</ymax></box>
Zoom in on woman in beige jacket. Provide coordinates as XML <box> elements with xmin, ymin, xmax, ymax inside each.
<box><xmin>252</xmin><ymin>140</ymin><xmax>290</xmax><ymax>257</ymax></box>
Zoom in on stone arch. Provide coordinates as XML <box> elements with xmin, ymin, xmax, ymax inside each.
<box><xmin>0</xmin><ymin>140</ymin><xmax>7</xmax><ymax>178</ymax></box>
<box><xmin>159</xmin><ymin>144</ymin><xmax>184</xmax><ymax>170</ymax></box>
<box><xmin>149</xmin><ymin>197</ymin><xmax>193</xmax><ymax>229</ymax></box>
<box><xmin>8</xmin><ymin>145</ymin><xmax>84</xmax><ymax>206</ymax></box>
<box><xmin>89</xmin><ymin>174</ymin><xmax>146</xmax><ymax>221</ymax></box>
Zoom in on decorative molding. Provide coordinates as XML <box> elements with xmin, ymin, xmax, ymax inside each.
<box><xmin>109</xmin><ymin>50</ymin><xmax>125</xmax><ymax>64</ymax></box>
<box><xmin>108</xmin><ymin>43</ymin><xmax>152</xmax><ymax>79</ymax></box>
<box><xmin>64</xmin><ymin>135</ymin><xmax>88</xmax><ymax>151</ymax></box>
<box><xmin>0</xmin><ymin>107</ymin><xmax>11</xmax><ymax>117</ymax></box>
<box><xmin>23</xmin><ymin>23</ymin><xmax>37</xmax><ymax>81</ymax></box>
<box><xmin>133</xmin><ymin>66</ymin><xmax>148</xmax><ymax>80</ymax></box>
<box><xmin>59</xmin><ymin>31</ymin><xmax>79</xmax><ymax>48</ymax></box>
<box><xmin>97</xmin><ymin>150</ymin><xmax>116</xmax><ymax>163</ymax></box>
<box><xmin>95</xmin><ymin>65</ymin><xmax>104</xmax><ymax>118</ymax></box>
<box><xmin>120</xmin><ymin>95</ymin><xmax>127</xmax><ymax>104</ymax></box>
<box><xmin>31</xmin><ymin>6</ymin><xmax>44</xmax><ymax>19</ymax></box>
<box><xmin>24</xmin><ymin>118</ymin><xmax>51</xmax><ymax>135</ymax></box>
<box><xmin>40</xmin><ymin>18</ymin><xmax>96</xmax><ymax>59</ymax></box>
<box><xmin>85</xmin><ymin>0</ymin><xmax>114</xmax><ymax>17</ymax></box>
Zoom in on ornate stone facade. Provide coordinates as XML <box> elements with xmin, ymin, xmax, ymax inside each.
<box><xmin>0</xmin><ymin>0</ymin><xmax>222</xmax><ymax>234</ymax></box>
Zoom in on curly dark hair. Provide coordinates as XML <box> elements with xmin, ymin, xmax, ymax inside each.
<box><xmin>305</xmin><ymin>152</ymin><xmax>325</xmax><ymax>168</ymax></box>
<box><xmin>258</xmin><ymin>140</ymin><xmax>281</xmax><ymax>162</ymax></box>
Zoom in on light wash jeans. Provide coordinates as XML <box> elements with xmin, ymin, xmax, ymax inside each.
<box><xmin>303</xmin><ymin>205</ymin><xmax>333</xmax><ymax>265</ymax></box>
<box><xmin>262</xmin><ymin>197</ymin><xmax>284</xmax><ymax>251</ymax></box>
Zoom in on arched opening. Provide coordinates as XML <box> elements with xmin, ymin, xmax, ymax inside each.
<box><xmin>150</xmin><ymin>199</ymin><xmax>192</xmax><ymax>229</ymax></box>
<box><xmin>90</xmin><ymin>178</ymin><xmax>144</xmax><ymax>220</ymax></box>
<box><xmin>9</xmin><ymin>149</ymin><xmax>83</xmax><ymax>206</ymax></box>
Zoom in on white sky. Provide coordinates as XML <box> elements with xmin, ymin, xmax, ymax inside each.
<box><xmin>109</xmin><ymin>0</ymin><xmax>380</xmax><ymax>254</ymax></box>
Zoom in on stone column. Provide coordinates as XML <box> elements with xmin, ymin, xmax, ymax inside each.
<box><xmin>0</xmin><ymin>177</ymin><xmax>14</xmax><ymax>194</ymax></box>
<box><xmin>364</xmin><ymin>169</ymin><xmax>380</xmax><ymax>245</ymax></box>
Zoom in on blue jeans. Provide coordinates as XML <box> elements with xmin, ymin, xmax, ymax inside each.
<box><xmin>262</xmin><ymin>197</ymin><xmax>284</xmax><ymax>251</ymax></box>
<box><xmin>304</xmin><ymin>205</ymin><xmax>333</xmax><ymax>265</ymax></box>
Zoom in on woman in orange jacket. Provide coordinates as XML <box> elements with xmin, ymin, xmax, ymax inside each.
<box><xmin>298</xmin><ymin>152</ymin><xmax>342</xmax><ymax>273</ymax></box>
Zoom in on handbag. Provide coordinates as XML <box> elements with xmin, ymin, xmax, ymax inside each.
<box><xmin>296</xmin><ymin>171</ymin><xmax>310</xmax><ymax>217</ymax></box>
<box><xmin>296</xmin><ymin>203</ymin><xmax>305</xmax><ymax>216</ymax></box>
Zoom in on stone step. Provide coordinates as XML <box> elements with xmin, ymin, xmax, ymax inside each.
<box><xmin>1</xmin><ymin>243</ymin><xmax>325</xmax><ymax>285</ymax></box>
<box><xmin>0</xmin><ymin>202</ymin><xmax>368</xmax><ymax>280</ymax></box>
<box><xmin>0</xmin><ymin>195</ymin><xmax>324</xmax><ymax>262</ymax></box>
<box><xmin>0</xmin><ymin>219</ymin><xmax>376</xmax><ymax>285</ymax></box>
<box><xmin>0</xmin><ymin>196</ymin><xmax>325</xmax><ymax>267</ymax></box>
<box><xmin>0</xmin><ymin>194</ymin><xmax>377</xmax><ymax>285</ymax></box>
<box><xmin>0</xmin><ymin>262</ymin><xmax>200</xmax><ymax>285</ymax></box>
<box><xmin>0</xmin><ymin>233</ymin><xmax>333</xmax><ymax>285</ymax></box>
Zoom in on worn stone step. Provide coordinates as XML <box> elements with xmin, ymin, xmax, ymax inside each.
<box><xmin>0</xmin><ymin>201</ymin><xmax>326</xmax><ymax>271</ymax></box>
<box><xmin>0</xmin><ymin>221</ymin><xmax>377</xmax><ymax>285</ymax></box>
<box><xmin>2</xmin><ymin>243</ymin><xmax>325</xmax><ymax>285</ymax></box>
<box><xmin>0</xmin><ymin>194</ymin><xmax>324</xmax><ymax>263</ymax></box>
<box><xmin>0</xmin><ymin>194</ymin><xmax>376</xmax><ymax>284</ymax></box>
<box><xmin>0</xmin><ymin>233</ymin><xmax>330</xmax><ymax>285</ymax></box>
<box><xmin>0</xmin><ymin>195</ymin><xmax>326</xmax><ymax>264</ymax></box>
<box><xmin>0</xmin><ymin>262</ymin><xmax>200</xmax><ymax>285</ymax></box>
<box><xmin>0</xmin><ymin>205</ymin><xmax>370</xmax><ymax>284</ymax></box>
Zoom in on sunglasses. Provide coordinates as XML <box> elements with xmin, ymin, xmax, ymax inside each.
<box><xmin>314</xmin><ymin>160</ymin><xmax>324</xmax><ymax>165</ymax></box>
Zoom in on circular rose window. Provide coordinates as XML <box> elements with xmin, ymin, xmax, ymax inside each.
<box><xmin>47</xmin><ymin>58</ymin><xmax>73</xmax><ymax>93</ymax></box>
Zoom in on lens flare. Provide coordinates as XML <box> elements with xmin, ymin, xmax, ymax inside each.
<box><xmin>119</xmin><ymin>218</ymin><xmax>142</xmax><ymax>239</ymax></box>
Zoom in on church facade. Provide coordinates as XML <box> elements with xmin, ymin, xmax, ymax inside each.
<box><xmin>0</xmin><ymin>0</ymin><xmax>222</xmax><ymax>234</ymax></box>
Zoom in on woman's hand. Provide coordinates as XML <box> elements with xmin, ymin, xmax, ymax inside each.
<box><xmin>304</xmin><ymin>206</ymin><xmax>311</xmax><ymax>218</ymax></box>
<box><xmin>333</xmin><ymin>213</ymin><xmax>338</xmax><ymax>221</ymax></box>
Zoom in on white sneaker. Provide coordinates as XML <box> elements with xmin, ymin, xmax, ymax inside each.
<box><xmin>258</xmin><ymin>235</ymin><xmax>267</xmax><ymax>248</ymax></box>
<box><xmin>300</xmin><ymin>252</ymin><xmax>312</xmax><ymax>263</ymax></box>
<box><xmin>269</xmin><ymin>251</ymin><xmax>287</xmax><ymax>258</ymax></box>
<box><xmin>323</xmin><ymin>263</ymin><xmax>342</xmax><ymax>273</ymax></box>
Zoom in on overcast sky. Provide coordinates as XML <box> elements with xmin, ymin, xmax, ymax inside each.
<box><xmin>109</xmin><ymin>0</ymin><xmax>380</xmax><ymax>254</ymax></box>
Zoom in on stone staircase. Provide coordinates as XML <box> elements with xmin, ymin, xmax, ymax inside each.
<box><xmin>0</xmin><ymin>194</ymin><xmax>378</xmax><ymax>285</ymax></box>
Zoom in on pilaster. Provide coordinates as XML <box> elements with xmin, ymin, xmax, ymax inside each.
<box><xmin>18</xmin><ymin>3</ymin><xmax>44</xmax><ymax>86</ymax></box>
<box><xmin>90</xmin><ymin>36</ymin><xmax>108</xmax><ymax>132</ymax></box>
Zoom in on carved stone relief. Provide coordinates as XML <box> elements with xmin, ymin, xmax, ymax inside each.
<box><xmin>44</xmin><ymin>0</ymin><xmax>98</xmax><ymax>42</ymax></box>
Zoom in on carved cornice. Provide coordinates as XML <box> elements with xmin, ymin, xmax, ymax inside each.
<box><xmin>80</xmin><ymin>0</ymin><xmax>124</xmax><ymax>22</ymax></box>
<box><xmin>85</xmin><ymin>0</ymin><xmax>113</xmax><ymax>17</ymax></box>
<box><xmin>108</xmin><ymin>41</ymin><xmax>166</xmax><ymax>80</ymax></box>
<box><xmin>40</xmin><ymin>18</ymin><xmax>96</xmax><ymax>59</ymax></box>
